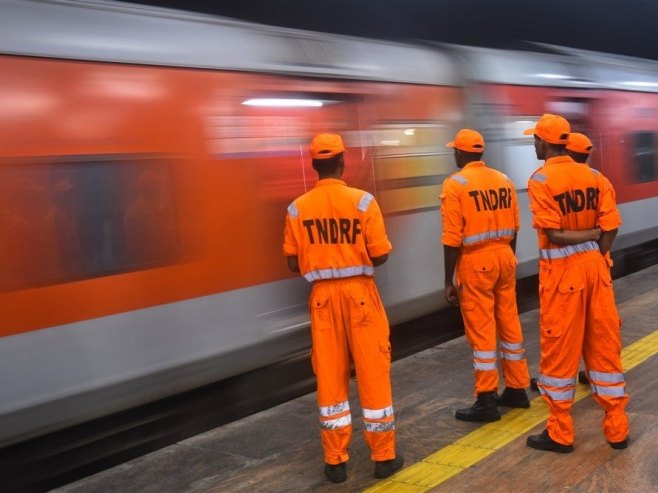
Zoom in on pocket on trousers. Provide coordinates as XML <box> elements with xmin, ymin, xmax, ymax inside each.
<box><xmin>601</xmin><ymin>271</ymin><xmax>613</xmax><ymax>287</ymax></box>
<box><xmin>310</xmin><ymin>293</ymin><xmax>331</xmax><ymax>330</ymax></box>
<box><xmin>558</xmin><ymin>279</ymin><xmax>584</xmax><ymax>294</ymax></box>
<box><xmin>379</xmin><ymin>342</ymin><xmax>392</xmax><ymax>363</ymax></box>
<box><xmin>349</xmin><ymin>291</ymin><xmax>370</xmax><ymax>326</ymax></box>
<box><xmin>541</xmin><ymin>324</ymin><xmax>562</xmax><ymax>338</ymax></box>
<box><xmin>472</xmin><ymin>261</ymin><xmax>494</xmax><ymax>274</ymax></box>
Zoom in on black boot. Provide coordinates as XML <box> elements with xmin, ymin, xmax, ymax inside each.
<box><xmin>455</xmin><ymin>391</ymin><xmax>501</xmax><ymax>422</ymax></box>
<box><xmin>496</xmin><ymin>387</ymin><xmax>530</xmax><ymax>408</ymax></box>
<box><xmin>609</xmin><ymin>437</ymin><xmax>629</xmax><ymax>449</ymax></box>
<box><xmin>526</xmin><ymin>429</ymin><xmax>573</xmax><ymax>453</ymax></box>
<box><xmin>530</xmin><ymin>377</ymin><xmax>539</xmax><ymax>392</ymax></box>
<box><xmin>578</xmin><ymin>370</ymin><xmax>589</xmax><ymax>385</ymax></box>
<box><xmin>374</xmin><ymin>454</ymin><xmax>404</xmax><ymax>478</ymax></box>
<box><xmin>324</xmin><ymin>462</ymin><xmax>347</xmax><ymax>483</ymax></box>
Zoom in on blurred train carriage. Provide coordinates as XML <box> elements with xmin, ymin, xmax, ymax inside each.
<box><xmin>1</xmin><ymin>0</ymin><xmax>657</xmax><ymax>448</ymax></box>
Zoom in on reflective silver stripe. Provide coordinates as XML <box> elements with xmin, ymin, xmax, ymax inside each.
<box><xmin>319</xmin><ymin>401</ymin><xmax>350</xmax><ymax>417</ymax></box>
<box><xmin>473</xmin><ymin>350</ymin><xmax>497</xmax><ymax>359</ymax></box>
<box><xmin>589</xmin><ymin>370</ymin><xmax>625</xmax><ymax>384</ymax></box>
<box><xmin>474</xmin><ymin>361</ymin><xmax>497</xmax><ymax>371</ymax></box>
<box><xmin>589</xmin><ymin>168</ymin><xmax>599</xmax><ymax>175</ymax></box>
<box><xmin>287</xmin><ymin>202</ymin><xmax>298</xmax><ymax>219</ymax></box>
<box><xmin>499</xmin><ymin>351</ymin><xmax>525</xmax><ymax>361</ymax></box>
<box><xmin>362</xmin><ymin>406</ymin><xmax>394</xmax><ymax>420</ymax></box>
<box><xmin>531</xmin><ymin>173</ymin><xmax>547</xmax><ymax>183</ymax></box>
<box><xmin>304</xmin><ymin>265</ymin><xmax>375</xmax><ymax>282</ymax></box>
<box><xmin>539</xmin><ymin>375</ymin><xmax>577</xmax><ymax>387</ymax></box>
<box><xmin>591</xmin><ymin>384</ymin><xmax>626</xmax><ymax>397</ymax></box>
<box><xmin>539</xmin><ymin>387</ymin><xmax>575</xmax><ymax>401</ymax></box>
<box><xmin>319</xmin><ymin>414</ymin><xmax>352</xmax><ymax>430</ymax></box>
<box><xmin>357</xmin><ymin>192</ymin><xmax>374</xmax><ymax>212</ymax></box>
<box><xmin>539</xmin><ymin>240</ymin><xmax>599</xmax><ymax>260</ymax></box>
<box><xmin>463</xmin><ymin>228</ymin><xmax>515</xmax><ymax>246</ymax></box>
<box><xmin>451</xmin><ymin>174</ymin><xmax>468</xmax><ymax>185</ymax></box>
<box><xmin>500</xmin><ymin>341</ymin><xmax>524</xmax><ymax>351</ymax></box>
<box><xmin>364</xmin><ymin>420</ymin><xmax>395</xmax><ymax>432</ymax></box>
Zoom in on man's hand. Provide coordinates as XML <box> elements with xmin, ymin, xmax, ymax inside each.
<box><xmin>444</xmin><ymin>282</ymin><xmax>459</xmax><ymax>306</ymax></box>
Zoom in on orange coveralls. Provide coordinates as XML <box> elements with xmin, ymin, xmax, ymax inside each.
<box><xmin>528</xmin><ymin>156</ymin><xmax>629</xmax><ymax>446</ymax></box>
<box><xmin>283</xmin><ymin>178</ymin><xmax>395</xmax><ymax>464</ymax></box>
<box><xmin>441</xmin><ymin>161</ymin><xmax>530</xmax><ymax>394</ymax></box>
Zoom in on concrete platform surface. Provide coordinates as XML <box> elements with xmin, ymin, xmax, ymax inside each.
<box><xmin>54</xmin><ymin>264</ymin><xmax>658</xmax><ymax>493</ymax></box>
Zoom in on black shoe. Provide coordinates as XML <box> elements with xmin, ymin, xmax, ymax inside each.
<box><xmin>496</xmin><ymin>387</ymin><xmax>530</xmax><ymax>408</ymax></box>
<box><xmin>526</xmin><ymin>430</ymin><xmax>573</xmax><ymax>453</ymax></box>
<box><xmin>455</xmin><ymin>391</ymin><xmax>501</xmax><ymax>422</ymax></box>
<box><xmin>324</xmin><ymin>462</ymin><xmax>347</xmax><ymax>483</ymax></box>
<box><xmin>578</xmin><ymin>370</ymin><xmax>589</xmax><ymax>385</ymax></box>
<box><xmin>530</xmin><ymin>378</ymin><xmax>539</xmax><ymax>392</ymax></box>
<box><xmin>374</xmin><ymin>455</ymin><xmax>404</xmax><ymax>479</ymax></box>
<box><xmin>609</xmin><ymin>437</ymin><xmax>629</xmax><ymax>449</ymax></box>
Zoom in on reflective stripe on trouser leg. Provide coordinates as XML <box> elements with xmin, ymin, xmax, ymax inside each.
<box><xmin>495</xmin><ymin>246</ymin><xmax>530</xmax><ymax>389</ymax></box>
<box><xmin>456</xmin><ymin>250</ymin><xmax>501</xmax><ymax>394</ymax></box>
<box><xmin>309</xmin><ymin>280</ymin><xmax>353</xmax><ymax>465</ymax></box>
<box><xmin>583</xmin><ymin>257</ymin><xmax>629</xmax><ymax>443</ymax></box>
<box><xmin>344</xmin><ymin>277</ymin><xmax>396</xmax><ymax>461</ymax></box>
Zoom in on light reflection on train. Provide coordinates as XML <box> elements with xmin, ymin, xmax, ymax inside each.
<box><xmin>1</xmin><ymin>0</ymin><xmax>657</xmax><ymax>446</ymax></box>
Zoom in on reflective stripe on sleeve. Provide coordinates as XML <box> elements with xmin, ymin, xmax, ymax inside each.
<box><xmin>451</xmin><ymin>174</ymin><xmax>468</xmax><ymax>185</ymax></box>
<box><xmin>539</xmin><ymin>240</ymin><xmax>599</xmax><ymax>260</ymax></box>
<box><xmin>531</xmin><ymin>173</ymin><xmax>547</xmax><ymax>183</ymax></box>
<box><xmin>304</xmin><ymin>265</ymin><xmax>375</xmax><ymax>282</ymax></box>
<box><xmin>287</xmin><ymin>202</ymin><xmax>298</xmax><ymax>219</ymax></box>
<box><xmin>362</xmin><ymin>406</ymin><xmax>394</xmax><ymax>420</ymax></box>
<box><xmin>463</xmin><ymin>229</ymin><xmax>515</xmax><ymax>246</ymax></box>
<box><xmin>357</xmin><ymin>192</ymin><xmax>374</xmax><ymax>212</ymax></box>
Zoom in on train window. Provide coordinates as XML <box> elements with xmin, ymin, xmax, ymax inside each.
<box><xmin>630</xmin><ymin>132</ymin><xmax>657</xmax><ymax>183</ymax></box>
<box><xmin>0</xmin><ymin>155</ymin><xmax>179</xmax><ymax>293</ymax></box>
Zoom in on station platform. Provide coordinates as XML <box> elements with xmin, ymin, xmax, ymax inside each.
<box><xmin>54</xmin><ymin>264</ymin><xmax>658</xmax><ymax>493</ymax></box>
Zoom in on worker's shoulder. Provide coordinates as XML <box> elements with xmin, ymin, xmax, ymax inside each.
<box><xmin>343</xmin><ymin>186</ymin><xmax>378</xmax><ymax>212</ymax></box>
<box><xmin>443</xmin><ymin>170</ymin><xmax>469</xmax><ymax>187</ymax></box>
<box><xmin>483</xmin><ymin>166</ymin><xmax>515</xmax><ymax>186</ymax></box>
<box><xmin>528</xmin><ymin>165</ymin><xmax>550</xmax><ymax>185</ymax></box>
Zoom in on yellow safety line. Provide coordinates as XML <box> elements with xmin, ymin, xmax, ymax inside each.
<box><xmin>364</xmin><ymin>329</ymin><xmax>658</xmax><ymax>493</ymax></box>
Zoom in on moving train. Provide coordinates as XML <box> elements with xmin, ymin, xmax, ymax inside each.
<box><xmin>1</xmin><ymin>0</ymin><xmax>657</xmax><ymax>446</ymax></box>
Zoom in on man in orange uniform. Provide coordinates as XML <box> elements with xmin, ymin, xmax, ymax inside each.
<box><xmin>441</xmin><ymin>129</ymin><xmax>531</xmax><ymax>422</ymax></box>
<box><xmin>529</xmin><ymin>131</ymin><xmax>596</xmax><ymax>392</ymax></box>
<box><xmin>283</xmin><ymin>133</ymin><xmax>403</xmax><ymax>483</ymax></box>
<box><xmin>524</xmin><ymin>114</ymin><xmax>629</xmax><ymax>452</ymax></box>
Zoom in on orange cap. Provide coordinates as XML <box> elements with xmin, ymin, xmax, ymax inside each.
<box><xmin>446</xmin><ymin>128</ymin><xmax>485</xmax><ymax>152</ymax></box>
<box><xmin>310</xmin><ymin>133</ymin><xmax>345</xmax><ymax>159</ymax></box>
<box><xmin>523</xmin><ymin>113</ymin><xmax>570</xmax><ymax>145</ymax></box>
<box><xmin>566</xmin><ymin>132</ymin><xmax>593</xmax><ymax>154</ymax></box>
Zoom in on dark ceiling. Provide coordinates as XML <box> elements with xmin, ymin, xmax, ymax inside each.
<box><xmin>124</xmin><ymin>0</ymin><xmax>658</xmax><ymax>61</ymax></box>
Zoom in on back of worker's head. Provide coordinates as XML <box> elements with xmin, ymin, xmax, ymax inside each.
<box><xmin>446</xmin><ymin>128</ymin><xmax>484</xmax><ymax>167</ymax></box>
<box><xmin>310</xmin><ymin>133</ymin><xmax>345</xmax><ymax>177</ymax></box>
<box><xmin>524</xmin><ymin>114</ymin><xmax>570</xmax><ymax>159</ymax></box>
<box><xmin>566</xmin><ymin>132</ymin><xmax>593</xmax><ymax>164</ymax></box>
